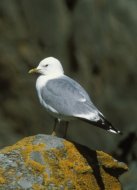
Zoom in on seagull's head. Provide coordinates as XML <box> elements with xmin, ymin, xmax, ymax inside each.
<box><xmin>29</xmin><ymin>57</ymin><xmax>64</xmax><ymax>76</ymax></box>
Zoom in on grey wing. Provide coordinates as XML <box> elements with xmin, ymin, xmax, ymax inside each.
<box><xmin>41</xmin><ymin>76</ymin><xmax>100</xmax><ymax>121</ymax></box>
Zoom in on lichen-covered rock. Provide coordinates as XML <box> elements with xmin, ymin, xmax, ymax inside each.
<box><xmin>0</xmin><ymin>135</ymin><xmax>127</xmax><ymax>190</ymax></box>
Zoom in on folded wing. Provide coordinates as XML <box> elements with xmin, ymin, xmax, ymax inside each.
<box><xmin>41</xmin><ymin>76</ymin><xmax>100</xmax><ymax>121</ymax></box>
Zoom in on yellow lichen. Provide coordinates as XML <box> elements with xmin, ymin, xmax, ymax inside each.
<box><xmin>1</xmin><ymin>136</ymin><xmax>34</xmax><ymax>154</ymax></box>
<box><xmin>32</xmin><ymin>184</ymin><xmax>44</xmax><ymax>190</ymax></box>
<box><xmin>1</xmin><ymin>136</ymin><xmax>46</xmax><ymax>177</ymax></box>
<box><xmin>100</xmin><ymin>167</ymin><xmax>121</xmax><ymax>190</ymax></box>
<box><xmin>21</xmin><ymin>142</ymin><xmax>45</xmax><ymax>173</ymax></box>
<box><xmin>40</xmin><ymin>140</ymin><xmax>97</xmax><ymax>189</ymax></box>
<box><xmin>97</xmin><ymin>151</ymin><xmax>128</xmax><ymax>170</ymax></box>
<box><xmin>28</xmin><ymin>160</ymin><xmax>45</xmax><ymax>172</ymax></box>
<box><xmin>0</xmin><ymin>177</ymin><xmax>5</xmax><ymax>184</ymax></box>
<box><xmin>0</xmin><ymin>169</ymin><xmax>6</xmax><ymax>184</ymax></box>
<box><xmin>21</xmin><ymin>143</ymin><xmax>45</xmax><ymax>161</ymax></box>
<box><xmin>63</xmin><ymin>141</ymin><xmax>92</xmax><ymax>173</ymax></box>
<box><xmin>0</xmin><ymin>135</ymin><xmax>127</xmax><ymax>189</ymax></box>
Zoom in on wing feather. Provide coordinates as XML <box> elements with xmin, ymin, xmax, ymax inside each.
<box><xmin>41</xmin><ymin>76</ymin><xmax>99</xmax><ymax>120</ymax></box>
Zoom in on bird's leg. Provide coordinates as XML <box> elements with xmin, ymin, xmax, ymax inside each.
<box><xmin>51</xmin><ymin>118</ymin><xmax>58</xmax><ymax>136</ymax></box>
<box><xmin>63</xmin><ymin>121</ymin><xmax>69</xmax><ymax>139</ymax></box>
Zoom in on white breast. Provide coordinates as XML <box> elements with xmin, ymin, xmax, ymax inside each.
<box><xmin>36</xmin><ymin>76</ymin><xmax>48</xmax><ymax>103</ymax></box>
<box><xmin>36</xmin><ymin>75</ymin><xmax>61</xmax><ymax>118</ymax></box>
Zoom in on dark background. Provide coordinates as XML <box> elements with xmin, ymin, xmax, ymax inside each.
<box><xmin>0</xmin><ymin>0</ymin><xmax>137</xmax><ymax>188</ymax></box>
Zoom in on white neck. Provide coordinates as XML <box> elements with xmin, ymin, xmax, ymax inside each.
<box><xmin>41</xmin><ymin>72</ymin><xmax>64</xmax><ymax>79</ymax></box>
<box><xmin>36</xmin><ymin>73</ymin><xmax>64</xmax><ymax>91</ymax></box>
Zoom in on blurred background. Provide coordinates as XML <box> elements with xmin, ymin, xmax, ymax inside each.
<box><xmin>0</xmin><ymin>0</ymin><xmax>137</xmax><ymax>188</ymax></box>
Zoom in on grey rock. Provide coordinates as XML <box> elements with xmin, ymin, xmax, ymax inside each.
<box><xmin>0</xmin><ymin>134</ymin><xmax>127</xmax><ymax>189</ymax></box>
<box><xmin>33</xmin><ymin>134</ymin><xmax>64</xmax><ymax>150</ymax></box>
<box><xmin>18</xmin><ymin>178</ymin><xmax>33</xmax><ymax>189</ymax></box>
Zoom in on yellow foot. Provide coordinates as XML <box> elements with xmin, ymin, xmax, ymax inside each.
<box><xmin>51</xmin><ymin>131</ymin><xmax>56</xmax><ymax>136</ymax></box>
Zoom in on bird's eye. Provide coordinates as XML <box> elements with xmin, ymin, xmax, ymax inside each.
<box><xmin>44</xmin><ymin>64</ymin><xmax>48</xmax><ymax>67</ymax></box>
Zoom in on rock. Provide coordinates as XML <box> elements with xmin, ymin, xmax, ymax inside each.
<box><xmin>0</xmin><ymin>0</ymin><xmax>137</xmax><ymax>159</ymax></box>
<box><xmin>0</xmin><ymin>134</ymin><xmax>127</xmax><ymax>190</ymax></box>
<box><xmin>120</xmin><ymin>161</ymin><xmax>137</xmax><ymax>190</ymax></box>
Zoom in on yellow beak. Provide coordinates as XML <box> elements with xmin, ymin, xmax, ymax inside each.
<box><xmin>28</xmin><ymin>68</ymin><xmax>38</xmax><ymax>74</ymax></box>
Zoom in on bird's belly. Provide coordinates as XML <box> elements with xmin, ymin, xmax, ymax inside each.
<box><xmin>41</xmin><ymin>98</ymin><xmax>74</xmax><ymax>121</ymax></box>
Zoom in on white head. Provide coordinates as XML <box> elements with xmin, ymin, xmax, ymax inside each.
<box><xmin>29</xmin><ymin>57</ymin><xmax>64</xmax><ymax>76</ymax></box>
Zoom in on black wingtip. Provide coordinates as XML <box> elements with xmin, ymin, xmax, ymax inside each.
<box><xmin>118</xmin><ymin>130</ymin><xmax>123</xmax><ymax>135</ymax></box>
<box><xmin>98</xmin><ymin>114</ymin><xmax>122</xmax><ymax>135</ymax></box>
<box><xmin>107</xmin><ymin>128</ymin><xmax>123</xmax><ymax>135</ymax></box>
<box><xmin>76</xmin><ymin>115</ymin><xmax>122</xmax><ymax>135</ymax></box>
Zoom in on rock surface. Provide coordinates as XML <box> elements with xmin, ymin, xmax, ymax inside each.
<box><xmin>0</xmin><ymin>134</ymin><xmax>127</xmax><ymax>190</ymax></box>
<box><xmin>0</xmin><ymin>0</ymin><xmax>137</xmax><ymax>155</ymax></box>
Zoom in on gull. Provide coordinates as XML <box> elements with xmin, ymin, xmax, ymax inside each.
<box><xmin>29</xmin><ymin>57</ymin><xmax>121</xmax><ymax>136</ymax></box>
